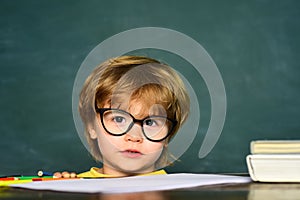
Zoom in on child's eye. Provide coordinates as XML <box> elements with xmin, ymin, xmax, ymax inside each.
<box><xmin>145</xmin><ymin>118</ymin><xmax>167</xmax><ymax>128</ymax></box>
<box><xmin>144</xmin><ymin>119</ymin><xmax>157</xmax><ymax>127</ymax></box>
<box><xmin>113</xmin><ymin>116</ymin><xmax>126</xmax><ymax>123</ymax></box>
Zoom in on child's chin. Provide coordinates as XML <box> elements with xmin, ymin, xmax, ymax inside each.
<box><xmin>118</xmin><ymin>164</ymin><xmax>155</xmax><ymax>175</ymax></box>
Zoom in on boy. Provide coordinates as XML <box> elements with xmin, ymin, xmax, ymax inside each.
<box><xmin>55</xmin><ymin>55</ymin><xmax>190</xmax><ymax>178</ymax></box>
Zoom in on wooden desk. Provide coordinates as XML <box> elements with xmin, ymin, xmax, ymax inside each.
<box><xmin>1</xmin><ymin>182</ymin><xmax>300</xmax><ymax>200</ymax></box>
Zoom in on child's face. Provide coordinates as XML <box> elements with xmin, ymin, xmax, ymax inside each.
<box><xmin>92</xmin><ymin>99</ymin><xmax>167</xmax><ymax>175</ymax></box>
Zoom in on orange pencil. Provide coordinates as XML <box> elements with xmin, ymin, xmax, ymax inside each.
<box><xmin>32</xmin><ymin>177</ymin><xmax>80</xmax><ymax>181</ymax></box>
<box><xmin>0</xmin><ymin>177</ymin><xmax>18</xmax><ymax>181</ymax></box>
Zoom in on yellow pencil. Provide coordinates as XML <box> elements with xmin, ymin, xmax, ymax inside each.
<box><xmin>0</xmin><ymin>179</ymin><xmax>32</xmax><ymax>187</ymax></box>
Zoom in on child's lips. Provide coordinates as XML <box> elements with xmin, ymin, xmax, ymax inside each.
<box><xmin>120</xmin><ymin>149</ymin><xmax>143</xmax><ymax>158</ymax></box>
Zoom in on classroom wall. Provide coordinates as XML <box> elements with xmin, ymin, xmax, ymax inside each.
<box><xmin>0</xmin><ymin>0</ymin><xmax>299</xmax><ymax>175</ymax></box>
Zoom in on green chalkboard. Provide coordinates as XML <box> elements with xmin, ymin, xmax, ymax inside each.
<box><xmin>0</xmin><ymin>0</ymin><xmax>299</xmax><ymax>176</ymax></box>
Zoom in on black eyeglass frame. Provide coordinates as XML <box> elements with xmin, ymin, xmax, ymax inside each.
<box><xmin>95</xmin><ymin>107</ymin><xmax>178</xmax><ymax>142</ymax></box>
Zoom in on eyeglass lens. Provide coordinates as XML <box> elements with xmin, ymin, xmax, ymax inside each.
<box><xmin>102</xmin><ymin>109</ymin><xmax>171</xmax><ymax>141</ymax></box>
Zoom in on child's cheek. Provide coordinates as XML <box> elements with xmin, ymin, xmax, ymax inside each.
<box><xmin>143</xmin><ymin>141</ymin><xmax>165</xmax><ymax>154</ymax></box>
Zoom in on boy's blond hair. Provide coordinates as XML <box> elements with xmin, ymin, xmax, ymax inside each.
<box><xmin>79</xmin><ymin>55</ymin><xmax>190</xmax><ymax>167</ymax></box>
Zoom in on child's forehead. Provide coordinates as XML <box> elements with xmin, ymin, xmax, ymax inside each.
<box><xmin>106</xmin><ymin>98</ymin><xmax>167</xmax><ymax>117</ymax></box>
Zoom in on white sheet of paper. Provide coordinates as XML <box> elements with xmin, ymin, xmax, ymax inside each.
<box><xmin>12</xmin><ymin>173</ymin><xmax>251</xmax><ymax>194</ymax></box>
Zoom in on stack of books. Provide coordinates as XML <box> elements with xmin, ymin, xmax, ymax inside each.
<box><xmin>246</xmin><ymin>140</ymin><xmax>300</xmax><ymax>182</ymax></box>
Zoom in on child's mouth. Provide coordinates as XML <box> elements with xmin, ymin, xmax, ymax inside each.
<box><xmin>121</xmin><ymin>149</ymin><xmax>143</xmax><ymax>158</ymax></box>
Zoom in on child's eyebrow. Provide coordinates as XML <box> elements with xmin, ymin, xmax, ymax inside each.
<box><xmin>109</xmin><ymin>103</ymin><xmax>122</xmax><ymax>109</ymax></box>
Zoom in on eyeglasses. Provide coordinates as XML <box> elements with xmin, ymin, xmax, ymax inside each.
<box><xmin>95</xmin><ymin>108</ymin><xmax>177</xmax><ymax>142</ymax></box>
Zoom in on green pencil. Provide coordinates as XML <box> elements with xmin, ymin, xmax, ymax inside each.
<box><xmin>17</xmin><ymin>176</ymin><xmax>53</xmax><ymax>180</ymax></box>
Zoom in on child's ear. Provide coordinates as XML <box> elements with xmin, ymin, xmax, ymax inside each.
<box><xmin>164</xmin><ymin>141</ymin><xmax>168</xmax><ymax>147</ymax></box>
<box><xmin>88</xmin><ymin>126</ymin><xmax>97</xmax><ymax>139</ymax></box>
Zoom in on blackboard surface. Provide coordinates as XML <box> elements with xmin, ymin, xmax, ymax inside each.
<box><xmin>0</xmin><ymin>0</ymin><xmax>299</xmax><ymax>175</ymax></box>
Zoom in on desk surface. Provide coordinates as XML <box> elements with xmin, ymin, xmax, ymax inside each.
<box><xmin>1</xmin><ymin>182</ymin><xmax>300</xmax><ymax>200</ymax></box>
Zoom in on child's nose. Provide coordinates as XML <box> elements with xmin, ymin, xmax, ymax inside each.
<box><xmin>124</xmin><ymin>124</ymin><xmax>144</xmax><ymax>143</ymax></box>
